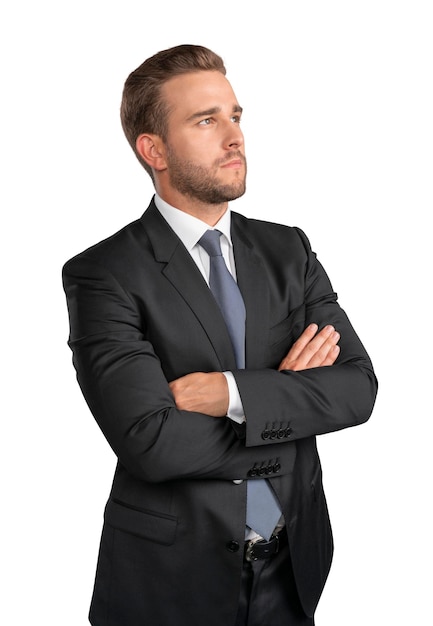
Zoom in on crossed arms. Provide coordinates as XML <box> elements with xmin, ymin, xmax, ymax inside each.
<box><xmin>63</xmin><ymin>232</ymin><xmax>377</xmax><ymax>482</ymax></box>
<box><xmin>170</xmin><ymin>323</ymin><xmax>341</xmax><ymax>417</ymax></box>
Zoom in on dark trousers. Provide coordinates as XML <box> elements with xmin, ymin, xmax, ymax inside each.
<box><xmin>235</xmin><ymin>541</ymin><xmax>315</xmax><ymax>626</ymax></box>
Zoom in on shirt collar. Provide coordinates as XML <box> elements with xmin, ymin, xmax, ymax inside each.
<box><xmin>154</xmin><ymin>193</ymin><xmax>233</xmax><ymax>251</ymax></box>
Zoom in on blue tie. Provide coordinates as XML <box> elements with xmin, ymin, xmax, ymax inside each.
<box><xmin>198</xmin><ymin>230</ymin><xmax>281</xmax><ymax>540</ymax></box>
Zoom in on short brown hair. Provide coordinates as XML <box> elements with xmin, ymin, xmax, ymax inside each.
<box><xmin>120</xmin><ymin>44</ymin><xmax>226</xmax><ymax>178</ymax></box>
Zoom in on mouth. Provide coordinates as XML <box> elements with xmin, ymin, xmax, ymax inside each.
<box><xmin>220</xmin><ymin>158</ymin><xmax>244</xmax><ymax>170</ymax></box>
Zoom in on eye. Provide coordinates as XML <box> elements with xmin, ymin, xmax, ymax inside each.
<box><xmin>231</xmin><ymin>114</ymin><xmax>242</xmax><ymax>124</ymax></box>
<box><xmin>198</xmin><ymin>118</ymin><xmax>212</xmax><ymax>126</ymax></box>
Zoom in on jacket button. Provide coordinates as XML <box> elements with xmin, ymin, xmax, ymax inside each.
<box><xmin>277</xmin><ymin>429</ymin><xmax>285</xmax><ymax>439</ymax></box>
<box><xmin>248</xmin><ymin>468</ymin><xmax>257</xmax><ymax>477</ymax></box>
<box><xmin>273</xmin><ymin>462</ymin><xmax>281</xmax><ymax>473</ymax></box>
<box><xmin>226</xmin><ymin>540</ymin><xmax>240</xmax><ymax>553</ymax></box>
<box><xmin>261</xmin><ymin>429</ymin><xmax>270</xmax><ymax>440</ymax></box>
<box><xmin>285</xmin><ymin>427</ymin><xmax>293</xmax><ymax>437</ymax></box>
<box><xmin>270</xmin><ymin>429</ymin><xmax>277</xmax><ymax>439</ymax></box>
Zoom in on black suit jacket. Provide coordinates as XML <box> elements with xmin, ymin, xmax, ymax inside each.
<box><xmin>63</xmin><ymin>198</ymin><xmax>377</xmax><ymax>626</ymax></box>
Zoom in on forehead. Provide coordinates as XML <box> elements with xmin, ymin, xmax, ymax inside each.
<box><xmin>161</xmin><ymin>71</ymin><xmax>240</xmax><ymax>121</ymax></box>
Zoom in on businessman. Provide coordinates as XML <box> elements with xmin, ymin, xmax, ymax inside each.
<box><xmin>63</xmin><ymin>44</ymin><xmax>378</xmax><ymax>626</ymax></box>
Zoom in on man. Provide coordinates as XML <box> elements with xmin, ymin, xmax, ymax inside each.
<box><xmin>63</xmin><ymin>44</ymin><xmax>377</xmax><ymax>626</ymax></box>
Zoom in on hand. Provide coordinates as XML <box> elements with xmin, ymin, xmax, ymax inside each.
<box><xmin>278</xmin><ymin>324</ymin><xmax>340</xmax><ymax>372</ymax></box>
<box><xmin>169</xmin><ymin>372</ymin><xmax>229</xmax><ymax>417</ymax></box>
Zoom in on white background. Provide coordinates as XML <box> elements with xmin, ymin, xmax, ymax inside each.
<box><xmin>1</xmin><ymin>1</ymin><xmax>432</xmax><ymax>624</ymax></box>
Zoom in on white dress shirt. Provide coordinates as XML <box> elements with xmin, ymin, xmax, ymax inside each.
<box><xmin>154</xmin><ymin>193</ymin><xmax>245</xmax><ymax>423</ymax></box>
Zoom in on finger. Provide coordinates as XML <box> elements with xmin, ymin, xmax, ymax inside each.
<box><xmin>289</xmin><ymin>325</ymin><xmax>335</xmax><ymax>365</ymax></box>
<box><xmin>278</xmin><ymin>325</ymin><xmax>317</xmax><ymax>371</ymax></box>
<box><xmin>283</xmin><ymin>323</ymin><xmax>319</xmax><ymax>361</ymax></box>
<box><xmin>304</xmin><ymin>330</ymin><xmax>340</xmax><ymax>368</ymax></box>
<box><xmin>278</xmin><ymin>325</ymin><xmax>339</xmax><ymax>371</ymax></box>
<box><xmin>278</xmin><ymin>324</ymin><xmax>320</xmax><ymax>371</ymax></box>
<box><xmin>320</xmin><ymin>344</ymin><xmax>340</xmax><ymax>367</ymax></box>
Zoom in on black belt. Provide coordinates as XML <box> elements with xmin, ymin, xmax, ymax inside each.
<box><xmin>244</xmin><ymin>528</ymin><xmax>287</xmax><ymax>562</ymax></box>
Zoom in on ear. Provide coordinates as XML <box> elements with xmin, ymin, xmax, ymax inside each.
<box><xmin>136</xmin><ymin>134</ymin><xmax>167</xmax><ymax>171</ymax></box>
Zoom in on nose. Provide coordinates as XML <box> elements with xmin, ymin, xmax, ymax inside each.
<box><xmin>223</xmin><ymin>119</ymin><xmax>244</xmax><ymax>150</ymax></box>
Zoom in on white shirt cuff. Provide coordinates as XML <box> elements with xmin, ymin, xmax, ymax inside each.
<box><xmin>222</xmin><ymin>371</ymin><xmax>246</xmax><ymax>423</ymax></box>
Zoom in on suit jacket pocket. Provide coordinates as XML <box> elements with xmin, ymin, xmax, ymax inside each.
<box><xmin>105</xmin><ymin>498</ymin><xmax>178</xmax><ymax>546</ymax></box>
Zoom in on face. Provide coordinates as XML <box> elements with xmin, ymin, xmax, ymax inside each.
<box><xmin>158</xmin><ymin>71</ymin><xmax>247</xmax><ymax>209</ymax></box>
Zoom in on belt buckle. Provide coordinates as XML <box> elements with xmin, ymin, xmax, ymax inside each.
<box><xmin>245</xmin><ymin>537</ymin><xmax>261</xmax><ymax>562</ymax></box>
<box><xmin>245</xmin><ymin>534</ymin><xmax>279</xmax><ymax>562</ymax></box>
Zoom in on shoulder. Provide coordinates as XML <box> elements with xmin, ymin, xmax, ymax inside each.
<box><xmin>62</xmin><ymin>218</ymin><xmax>149</xmax><ymax>285</ymax></box>
<box><xmin>62</xmin><ymin>199</ymin><xmax>162</xmax><ymax>275</ymax></box>
<box><xmin>64</xmin><ymin>218</ymin><xmax>143</xmax><ymax>265</ymax></box>
<box><xmin>231</xmin><ymin>211</ymin><xmax>313</xmax><ymax>255</ymax></box>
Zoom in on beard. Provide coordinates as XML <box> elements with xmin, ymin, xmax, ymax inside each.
<box><xmin>165</xmin><ymin>147</ymin><xmax>247</xmax><ymax>205</ymax></box>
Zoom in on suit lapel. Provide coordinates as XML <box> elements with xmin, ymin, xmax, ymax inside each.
<box><xmin>140</xmin><ymin>201</ymin><xmax>237</xmax><ymax>371</ymax></box>
<box><xmin>231</xmin><ymin>214</ymin><xmax>270</xmax><ymax>369</ymax></box>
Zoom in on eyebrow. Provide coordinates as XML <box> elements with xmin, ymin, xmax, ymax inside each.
<box><xmin>186</xmin><ymin>104</ymin><xmax>243</xmax><ymax>122</ymax></box>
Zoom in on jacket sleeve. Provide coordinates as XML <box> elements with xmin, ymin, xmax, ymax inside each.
<box><xmin>233</xmin><ymin>227</ymin><xmax>378</xmax><ymax>447</ymax></box>
<box><xmin>62</xmin><ymin>254</ymin><xmax>296</xmax><ymax>483</ymax></box>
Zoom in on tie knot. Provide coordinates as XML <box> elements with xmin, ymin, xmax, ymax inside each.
<box><xmin>198</xmin><ymin>230</ymin><xmax>223</xmax><ymax>257</ymax></box>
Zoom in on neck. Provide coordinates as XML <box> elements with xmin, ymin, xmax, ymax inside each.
<box><xmin>155</xmin><ymin>187</ymin><xmax>228</xmax><ymax>226</ymax></box>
